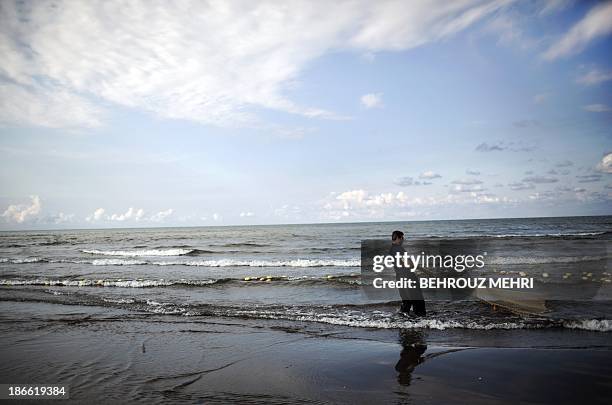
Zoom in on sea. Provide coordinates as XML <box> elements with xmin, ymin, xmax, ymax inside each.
<box><xmin>1</xmin><ymin>216</ymin><xmax>611</xmax><ymax>341</ymax></box>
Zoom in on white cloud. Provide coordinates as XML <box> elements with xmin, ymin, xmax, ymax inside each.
<box><xmin>483</xmin><ymin>12</ymin><xmax>541</xmax><ymax>50</ymax></box>
<box><xmin>542</xmin><ymin>2</ymin><xmax>612</xmax><ymax>60</ymax></box>
<box><xmin>395</xmin><ymin>177</ymin><xmax>432</xmax><ymax>186</ymax></box>
<box><xmin>576</xmin><ymin>69</ymin><xmax>612</xmax><ymax>86</ymax></box>
<box><xmin>394</xmin><ymin>170</ymin><xmax>441</xmax><ymax>187</ymax></box>
<box><xmin>523</xmin><ymin>175</ymin><xmax>558</xmax><ymax>184</ymax></box>
<box><xmin>1</xmin><ymin>195</ymin><xmax>41</xmax><ymax>223</ymax></box>
<box><xmin>528</xmin><ymin>191</ymin><xmax>557</xmax><ymax>201</ymax></box>
<box><xmin>239</xmin><ymin>211</ymin><xmax>255</xmax><ymax>217</ymax></box>
<box><xmin>109</xmin><ymin>207</ymin><xmax>145</xmax><ymax>221</ymax></box>
<box><xmin>451</xmin><ymin>184</ymin><xmax>486</xmax><ymax>193</ymax></box>
<box><xmin>86</xmin><ymin>208</ymin><xmax>106</xmax><ymax>222</ymax></box>
<box><xmin>323</xmin><ymin>188</ymin><xmax>516</xmax><ymax>219</ymax></box>
<box><xmin>335</xmin><ymin>190</ymin><xmax>368</xmax><ymax>209</ymax></box>
<box><xmin>212</xmin><ymin>213</ymin><xmax>221</xmax><ymax>221</ymax></box>
<box><xmin>597</xmin><ymin>152</ymin><xmax>612</xmax><ymax>174</ymax></box>
<box><xmin>508</xmin><ymin>182</ymin><xmax>535</xmax><ymax>190</ymax></box>
<box><xmin>485</xmin><ymin>14</ymin><xmax>521</xmax><ymax>46</ymax></box>
<box><xmin>475</xmin><ymin>141</ymin><xmax>533</xmax><ymax>152</ymax></box>
<box><xmin>452</xmin><ymin>179</ymin><xmax>483</xmax><ymax>185</ymax></box>
<box><xmin>555</xmin><ymin>160</ymin><xmax>573</xmax><ymax>167</ymax></box>
<box><xmin>360</xmin><ymin>93</ymin><xmax>383</xmax><ymax>109</ymax></box>
<box><xmin>0</xmin><ymin>0</ymin><xmax>510</xmax><ymax>129</ymax></box>
<box><xmin>273</xmin><ymin>204</ymin><xmax>302</xmax><ymax>220</ymax></box>
<box><xmin>327</xmin><ymin>190</ymin><xmax>415</xmax><ymax>212</ymax></box>
<box><xmin>538</xmin><ymin>0</ymin><xmax>573</xmax><ymax>16</ymax></box>
<box><xmin>583</xmin><ymin>104</ymin><xmax>612</xmax><ymax>113</ymax></box>
<box><xmin>466</xmin><ymin>169</ymin><xmax>480</xmax><ymax>175</ymax></box>
<box><xmin>419</xmin><ymin>171</ymin><xmax>441</xmax><ymax>179</ymax></box>
<box><xmin>576</xmin><ymin>174</ymin><xmax>602</xmax><ymax>183</ymax></box>
<box><xmin>52</xmin><ymin>212</ymin><xmax>75</xmax><ymax>224</ymax></box>
<box><xmin>474</xmin><ymin>193</ymin><xmax>501</xmax><ymax>203</ymax></box>
<box><xmin>322</xmin><ymin>181</ymin><xmax>610</xmax><ymax>220</ymax></box>
<box><xmin>149</xmin><ymin>208</ymin><xmax>174</xmax><ymax>222</ymax></box>
<box><xmin>0</xmin><ymin>83</ymin><xmax>103</xmax><ymax>128</ymax></box>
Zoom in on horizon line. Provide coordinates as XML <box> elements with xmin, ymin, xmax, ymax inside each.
<box><xmin>1</xmin><ymin>213</ymin><xmax>611</xmax><ymax>233</ymax></box>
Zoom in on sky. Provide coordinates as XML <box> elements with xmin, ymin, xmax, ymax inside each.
<box><xmin>0</xmin><ymin>0</ymin><xmax>611</xmax><ymax>230</ymax></box>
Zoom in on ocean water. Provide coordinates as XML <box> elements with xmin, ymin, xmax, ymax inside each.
<box><xmin>1</xmin><ymin>216</ymin><xmax>611</xmax><ymax>335</ymax></box>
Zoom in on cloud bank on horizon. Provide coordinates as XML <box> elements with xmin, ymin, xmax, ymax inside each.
<box><xmin>0</xmin><ymin>0</ymin><xmax>611</xmax><ymax>229</ymax></box>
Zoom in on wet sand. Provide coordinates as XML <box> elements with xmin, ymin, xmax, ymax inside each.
<box><xmin>1</xmin><ymin>301</ymin><xmax>611</xmax><ymax>404</ymax></box>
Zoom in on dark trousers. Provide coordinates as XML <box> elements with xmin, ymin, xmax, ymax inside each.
<box><xmin>401</xmin><ymin>300</ymin><xmax>426</xmax><ymax>316</ymax></box>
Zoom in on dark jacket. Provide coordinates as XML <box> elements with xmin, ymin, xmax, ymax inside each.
<box><xmin>389</xmin><ymin>243</ymin><xmax>424</xmax><ymax>301</ymax></box>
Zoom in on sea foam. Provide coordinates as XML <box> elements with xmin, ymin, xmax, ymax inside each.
<box><xmin>82</xmin><ymin>248</ymin><xmax>194</xmax><ymax>257</ymax></box>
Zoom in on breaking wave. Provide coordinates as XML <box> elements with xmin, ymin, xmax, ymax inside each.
<box><xmin>488</xmin><ymin>255</ymin><xmax>609</xmax><ymax>265</ymax></box>
<box><xmin>155</xmin><ymin>259</ymin><xmax>360</xmax><ymax>267</ymax></box>
<box><xmin>82</xmin><ymin>248</ymin><xmax>194</xmax><ymax>257</ymax></box>
<box><xmin>562</xmin><ymin>319</ymin><xmax>612</xmax><ymax>332</ymax></box>
<box><xmin>1</xmin><ymin>257</ymin><xmax>361</xmax><ymax>267</ymax></box>
<box><xmin>5</xmin><ymin>289</ymin><xmax>610</xmax><ymax>332</ymax></box>
<box><xmin>0</xmin><ymin>257</ymin><xmax>46</xmax><ymax>264</ymax></box>
<box><xmin>0</xmin><ymin>275</ymin><xmax>360</xmax><ymax>288</ymax></box>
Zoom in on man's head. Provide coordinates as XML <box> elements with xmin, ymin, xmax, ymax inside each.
<box><xmin>392</xmin><ymin>230</ymin><xmax>404</xmax><ymax>245</ymax></box>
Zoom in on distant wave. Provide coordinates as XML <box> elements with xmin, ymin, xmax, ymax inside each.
<box><xmin>39</xmin><ymin>240</ymin><xmax>74</xmax><ymax>246</ymax></box>
<box><xmin>0</xmin><ymin>275</ymin><xmax>360</xmax><ymax>288</ymax></box>
<box><xmin>86</xmin><ymin>258</ymin><xmax>360</xmax><ymax>267</ymax></box>
<box><xmin>216</xmin><ymin>242</ymin><xmax>271</xmax><ymax>247</ymax></box>
<box><xmin>1</xmin><ymin>256</ymin><xmax>360</xmax><ymax>267</ymax></box>
<box><xmin>0</xmin><ymin>277</ymin><xmax>218</xmax><ymax>288</ymax></box>
<box><xmin>80</xmin><ymin>248</ymin><xmax>288</xmax><ymax>257</ymax></box>
<box><xmin>91</xmin><ymin>259</ymin><xmax>148</xmax><ymax>266</ymax></box>
<box><xmin>491</xmin><ymin>231</ymin><xmax>609</xmax><ymax>238</ymax></box>
<box><xmin>420</xmin><ymin>231</ymin><xmax>609</xmax><ymax>240</ymax></box>
<box><xmin>0</xmin><ymin>257</ymin><xmax>46</xmax><ymax>264</ymax></box>
<box><xmin>102</xmin><ymin>297</ymin><xmax>135</xmax><ymax>304</ymax></box>
<box><xmin>2</xmin><ymin>253</ymin><xmax>607</xmax><ymax>267</ymax></box>
<box><xmin>155</xmin><ymin>259</ymin><xmax>360</xmax><ymax>267</ymax></box>
<box><xmin>488</xmin><ymin>255</ymin><xmax>609</xmax><ymax>265</ymax></box>
<box><xmin>82</xmin><ymin>248</ymin><xmax>195</xmax><ymax>257</ymax></box>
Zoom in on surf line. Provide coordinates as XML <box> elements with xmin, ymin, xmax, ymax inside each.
<box><xmin>373</xmin><ymin>277</ymin><xmax>533</xmax><ymax>289</ymax></box>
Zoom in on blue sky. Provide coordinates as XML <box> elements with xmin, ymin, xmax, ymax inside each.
<box><xmin>0</xmin><ymin>0</ymin><xmax>611</xmax><ymax>230</ymax></box>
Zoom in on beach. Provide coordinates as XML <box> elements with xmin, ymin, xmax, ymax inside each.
<box><xmin>1</xmin><ymin>301</ymin><xmax>611</xmax><ymax>404</ymax></box>
<box><xmin>2</xmin><ymin>0</ymin><xmax>612</xmax><ymax>402</ymax></box>
<box><xmin>1</xmin><ymin>217</ymin><xmax>611</xmax><ymax>403</ymax></box>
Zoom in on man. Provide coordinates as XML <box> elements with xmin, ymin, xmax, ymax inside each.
<box><xmin>389</xmin><ymin>230</ymin><xmax>426</xmax><ymax>316</ymax></box>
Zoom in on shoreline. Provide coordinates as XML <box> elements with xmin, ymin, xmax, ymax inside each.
<box><xmin>1</xmin><ymin>301</ymin><xmax>611</xmax><ymax>404</ymax></box>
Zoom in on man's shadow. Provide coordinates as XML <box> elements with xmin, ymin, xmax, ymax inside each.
<box><xmin>395</xmin><ymin>329</ymin><xmax>427</xmax><ymax>386</ymax></box>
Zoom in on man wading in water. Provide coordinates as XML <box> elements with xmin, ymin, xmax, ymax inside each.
<box><xmin>389</xmin><ymin>230</ymin><xmax>426</xmax><ymax>316</ymax></box>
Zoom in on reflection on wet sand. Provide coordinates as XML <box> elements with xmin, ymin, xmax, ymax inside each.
<box><xmin>395</xmin><ymin>329</ymin><xmax>428</xmax><ymax>386</ymax></box>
